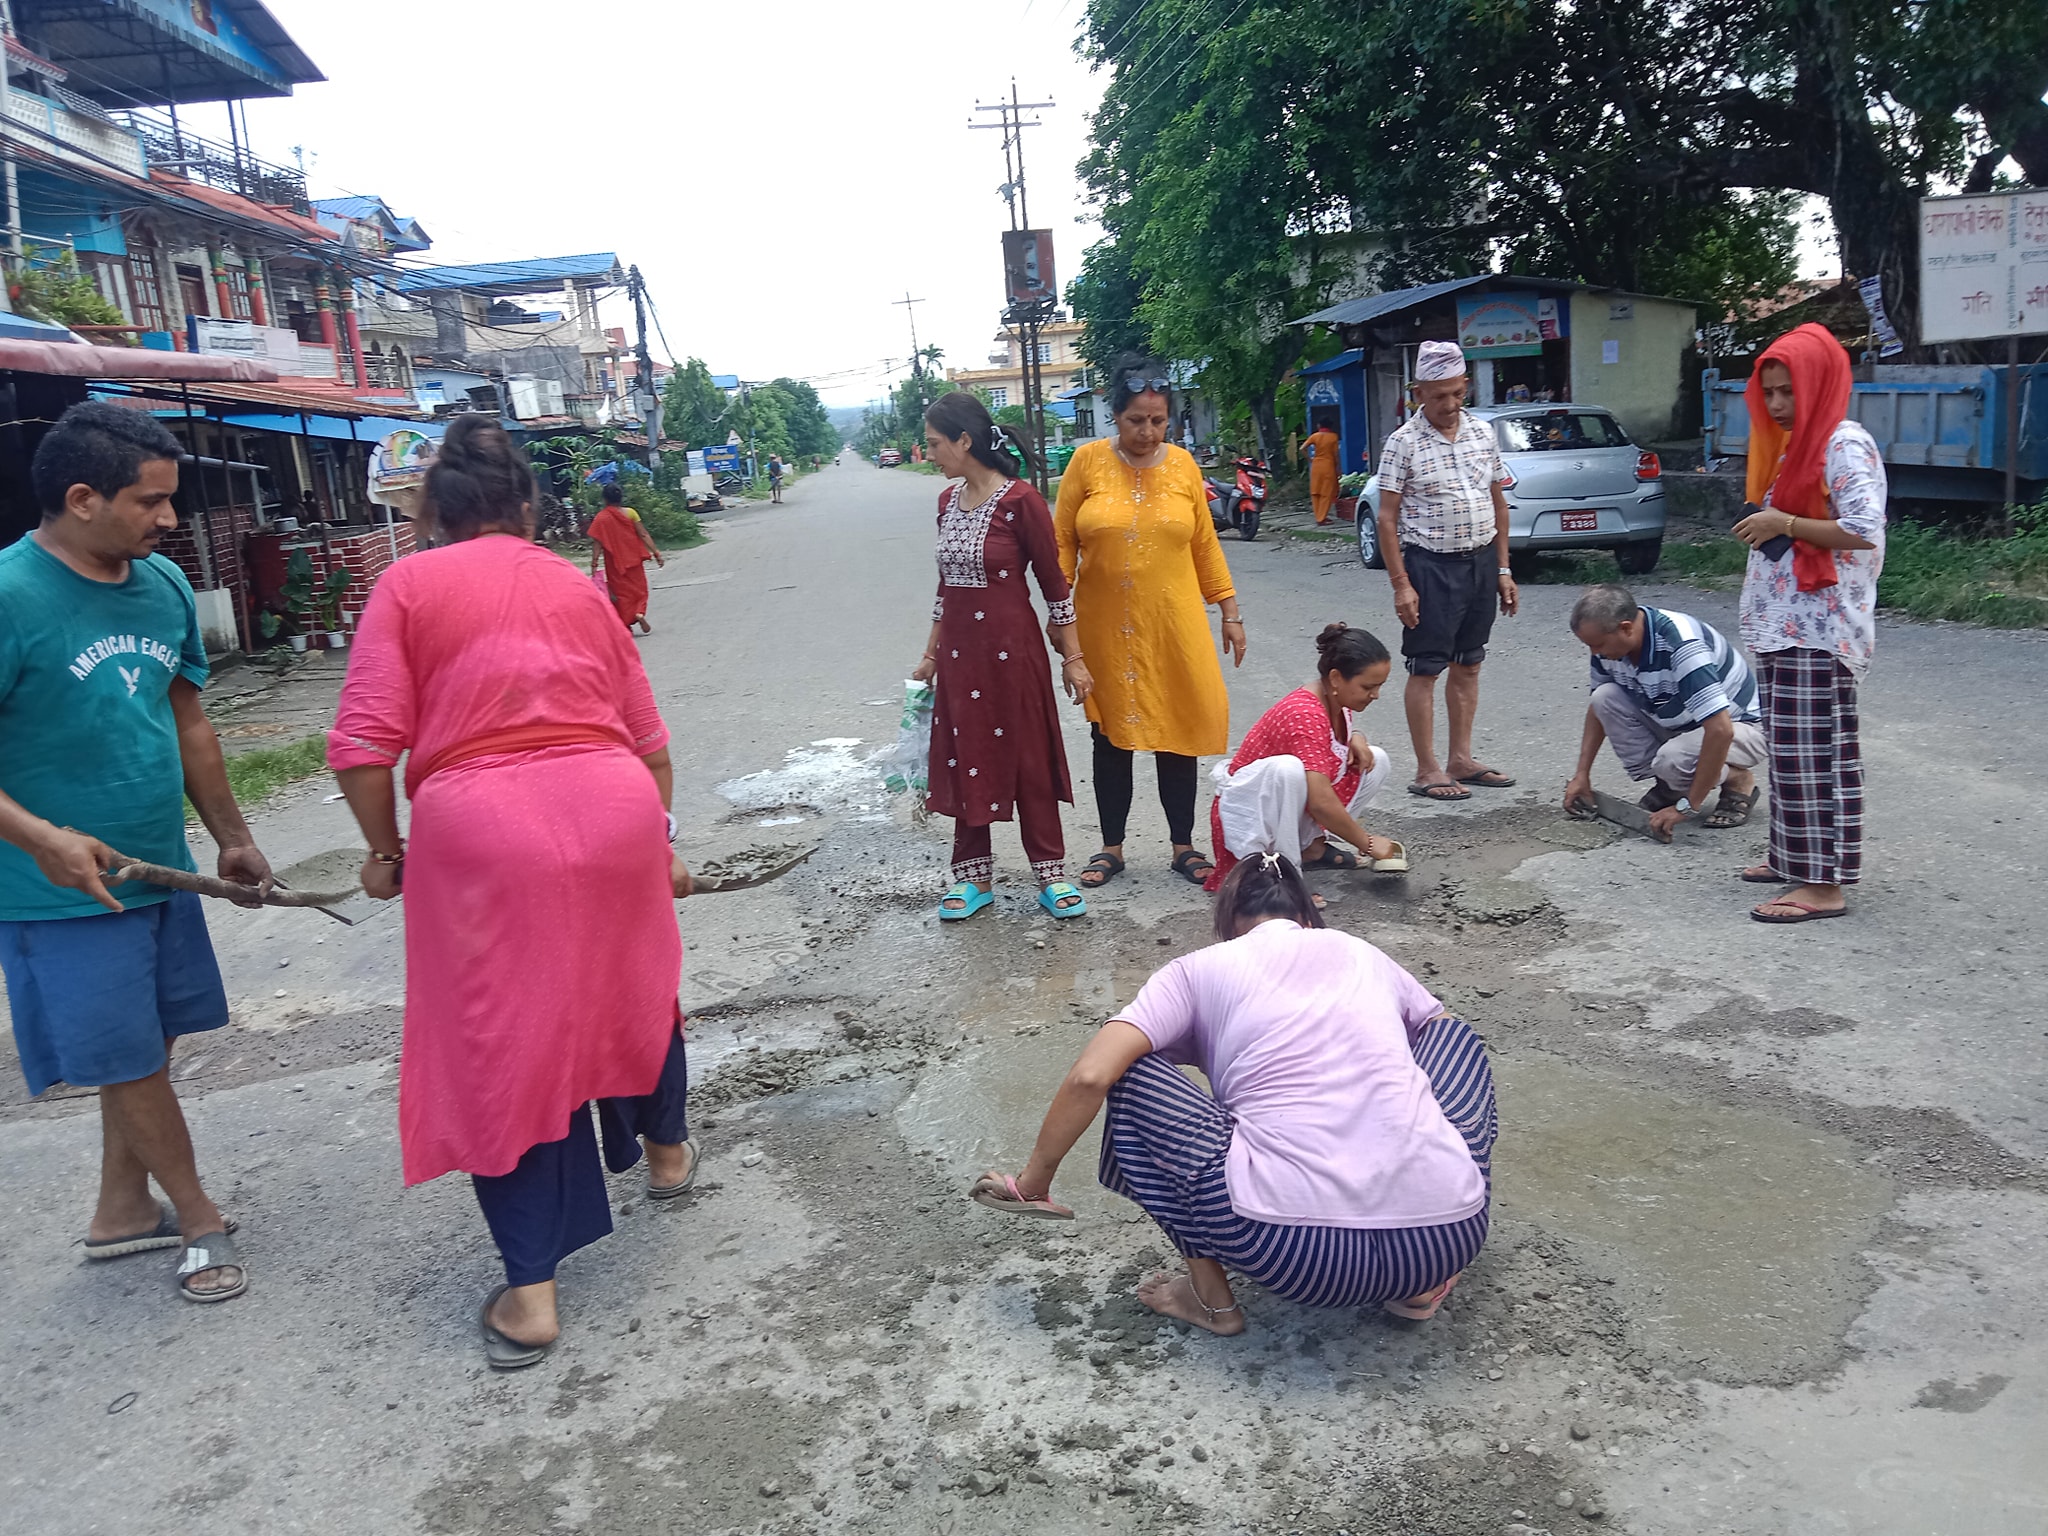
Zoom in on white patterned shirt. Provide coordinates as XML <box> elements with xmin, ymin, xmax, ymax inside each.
<box><xmin>1376</xmin><ymin>409</ymin><xmax>1505</xmax><ymax>553</ymax></box>
<box><xmin>1739</xmin><ymin>421</ymin><xmax>1887</xmax><ymax>676</ymax></box>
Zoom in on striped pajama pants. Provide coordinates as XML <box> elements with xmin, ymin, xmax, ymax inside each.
<box><xmin>1759</xmin><ymin>648</ymin><xmax>1863</xmax><ymax>887</ymax></box>
<box><xmin>1097</xmin><ymin>1015</ymin><xmax>1495</xmax><ymax>1308</ymax></box>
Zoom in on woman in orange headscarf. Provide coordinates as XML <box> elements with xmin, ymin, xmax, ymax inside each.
<box><xmin>587</xmin><ymin>482</ymin><xmax>664</xmax><ymax>634</ymax></box>
<box><xmin>1305</xmin><ymin>414</ymin><xmax>1341</xmax><ymax>525</ymax></box>
<box><xmin>1730</xmin><ymin>323</ymin><xmax>1887</xmax><ymax>925</ymax></box>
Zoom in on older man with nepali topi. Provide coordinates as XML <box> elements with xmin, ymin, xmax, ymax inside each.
<box><xmin>1373</xmin><ymin>340</ymin><xmax>1519</xmax><ymax>802</ymax></box>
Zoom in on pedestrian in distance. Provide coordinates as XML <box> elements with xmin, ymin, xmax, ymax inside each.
<box><xmin>1305</xmin><ymin>413</ymin><xmax>1341</xmax><ymax>526</ymax></box>
<box><xmin>1730</xmin><ymin>323</ymin><xmax>1886</xmax><ymax>923</ymax></box>
<box><xmin>971</xmin><ymin>853</ymin><xmax>1495</xmax><ymax>1331</ymax></box>
<box><xmin>912</xmin><ymin>390</ymin><xmax>1093</xmax><ymax>922</ymax></box>
<box><xmin>587</xmin><ymin>482</ymin><xmax>664</xmax><ymax>635</ymax></box>
<box><xmin>0</xmin><ymin>401</ymin><xmax>274</xmax><ymax>1304</ymax></box>
<box><xmin>1373</xmin><ymin>340</ymin><xmax>1519</xmax><ymax>802</ymax></box>
<box><xmin>1562</xmin><ymin>584</ymin><xmax>1765</xmax><ymax>836</ymax></box>
<box><xmin>329</xmin><ymin>415</ymin><xmax>697</xmax><ymax>1370</ymax></box>
<box><xmin>1055</xmin><ymin>354</ymin><xmax>1244</xmax><ymax>891</ymax></box>
<box><xmin>768</xmin><ymin>453</ymin><xmax>785</xmax><ymax>503</ymax></box>
<box><xmin>1207</xmin><ymin>623</ymin><xmax>1407</xmax><ymax>898</ymax></box>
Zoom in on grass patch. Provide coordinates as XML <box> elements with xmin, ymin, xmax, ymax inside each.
<box><xmin>190</xmin><ymin>735</ymin><xmax>330</xmax><ymax>821</ymax></box>
<box><xmin>1661</xmin><ymin>540</ymin><xmax>1750</xmax><ymax>579</ymax></box>
<box><xmin>1877</xmin><ymin>516</ymin><xmax>2048</xmax><ymax>627</ymax></box>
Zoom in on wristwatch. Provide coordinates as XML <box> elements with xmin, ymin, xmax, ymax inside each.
<box><xmin>1497</xmin><ymin>566</ymin><xmax>1513</xmax><ymax>576</ymax></box>
<box><xmin>1672</xmin><ymin>797</ymin><xmax>1693</xmax><ymax>816</ymax></box>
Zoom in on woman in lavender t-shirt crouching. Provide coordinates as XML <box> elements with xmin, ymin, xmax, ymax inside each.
<box><xmin>971</xmin><ymin>854</ymin><xmax>1496</xmax><ymax>1332</ymax></box>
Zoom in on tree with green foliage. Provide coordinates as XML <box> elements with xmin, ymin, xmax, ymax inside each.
<box><xmin>661</xmin><ymin>358</ymin><xmax>732</xmax><ymax>450</ymax></box>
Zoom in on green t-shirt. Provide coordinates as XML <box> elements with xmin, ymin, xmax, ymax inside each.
<box><xmin>0</xmin><ymin>537</ymin><xmax>209</xmax><ymax>920</ymax></box>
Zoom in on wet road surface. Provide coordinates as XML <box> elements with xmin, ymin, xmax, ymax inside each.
<box><xmin>3</xmin><ymin>456</ymin><xmax>2045</xmax><ymax>1534</ymax></box>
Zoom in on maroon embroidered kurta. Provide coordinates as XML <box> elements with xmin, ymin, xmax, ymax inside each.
<box><xmin>927</xmin><ymin>479</ymin><xmax>1075</xmax><ymax>827</ymax></box>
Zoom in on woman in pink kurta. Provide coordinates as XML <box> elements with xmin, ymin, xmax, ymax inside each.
<box><xmin>329</xmin><ymin>415</ymin><xmax>693</xmax><ymax>1371</ymax></box>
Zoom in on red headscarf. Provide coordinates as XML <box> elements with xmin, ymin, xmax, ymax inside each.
<box><xmin>1744</xmin><ymin>322</ymin><xmax>1852</xmax><ymax>592</ymax></box>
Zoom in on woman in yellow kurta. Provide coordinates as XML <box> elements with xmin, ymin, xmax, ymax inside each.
<box><xmin>1305</xmin><ymin>416</ymin><xmax>1341</xmax><ymax>525</ymax></box>
<box><xmin>1056</xmin><ymin>358</ymin><xmax>1244</xmax><ymax>888</ymax></box>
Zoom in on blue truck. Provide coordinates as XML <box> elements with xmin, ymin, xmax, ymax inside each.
<box><xmin>1703</xmin><ymin>363</ymin><xmax>2046</xmax><ymax>504</ymax></box>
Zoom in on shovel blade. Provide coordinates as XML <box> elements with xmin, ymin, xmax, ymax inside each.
<box><xmin>272</xmin><ymin>848</ymin><xmax>381</xmax><ymax>926</ymax></box>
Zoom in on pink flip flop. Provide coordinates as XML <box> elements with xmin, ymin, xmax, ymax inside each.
<box><xmin>1383</xmin><ymin>1271</ymin><xmax>1460</xmax><ymax>1321</ymax></box>
<box><xmin>969</xmin><ymin>1172</ymin><xmax>1075</xmax><ymax>1220</ymax></box>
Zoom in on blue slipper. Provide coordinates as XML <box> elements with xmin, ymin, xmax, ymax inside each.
<box><xmin>938</xmin><ymin>882</ymin><xmax>993</xmax><ymax>921</ymax></box>
<box><xmin>1037</xmin><ymin>882</ymin><xmax>1087</xmax><ymax>919</ymax></box>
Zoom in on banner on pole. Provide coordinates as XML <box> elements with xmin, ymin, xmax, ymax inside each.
<box><xmin>1002</xmin><ymin>229</ymin><xmax>1057</xmax><ymax>306</ymax></box>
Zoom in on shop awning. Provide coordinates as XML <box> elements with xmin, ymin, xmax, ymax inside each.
<box><xmin>1294</xmin><ymin>349</ymin><xmax>1366</xmax><ymax>376</ymax></box>
<box><xmin>0</xmin><ymin>337</ymin><xmax>280</xmax><ymax>381</ymax></box>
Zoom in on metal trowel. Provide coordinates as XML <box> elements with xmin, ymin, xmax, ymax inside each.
<box><xmin>1568</xmin><ymin>790</ymin><xmax>1707</xmax><ymax>845</ymax></box>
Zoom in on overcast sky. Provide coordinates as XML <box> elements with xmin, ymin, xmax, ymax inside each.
<box><xmin>241</xmin><ymin>1</ymin><xmax>1107</xmax><ymax>406</ymax></box>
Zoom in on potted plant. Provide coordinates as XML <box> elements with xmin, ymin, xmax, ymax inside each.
<box><xmin>317</xmin><ymin>568</ymin><xmax>354</xmax><ymax>650</ymax></box>
<box><xmin>261</xmin><ymin>548</ymin><xmax>316</xmax><ymax>653</ymax></box>
<box><xmin>1335</xmin><ymin>470</ymin><xmax>1371</xmax><ymax>523</ymax></box>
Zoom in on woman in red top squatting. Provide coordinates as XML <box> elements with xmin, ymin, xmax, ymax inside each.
<box><xmin>1206</xmin><ymin>624</ymin><xmax>1408</xmax><ymax>896</ymax></box>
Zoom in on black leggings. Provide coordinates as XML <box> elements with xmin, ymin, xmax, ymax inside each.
<box><xmin>1091</xmin><ymin>724</ymin><xmax>1199</xmax><ymax>847</ymax></box>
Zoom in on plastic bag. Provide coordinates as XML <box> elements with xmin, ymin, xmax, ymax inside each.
<box><xmin>591</xmin><ymin>568</ymin><xmax>610</xmax><ymax>600</ymax></box>
<box><xmin>879</xmin><ymin>678</ymin><xmax>935</xmax><ymax>797</ymax></box>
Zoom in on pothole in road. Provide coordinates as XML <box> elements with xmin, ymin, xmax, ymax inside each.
<box><xmin>715</xmin><ymin>738</ymin><xmax>891</xmax><ymax>824</ymax></box>
<box><xmin>1497</xmin><ymin>1049</ymin><xmax>1892</xmax><ymax>1384</ymax></box>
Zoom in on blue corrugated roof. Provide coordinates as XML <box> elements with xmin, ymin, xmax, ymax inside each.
<box><xmin>312</xmin><ymin>195</ymin><xmax>385</xmax><ymax>220</ymax></box>
<box><xmin>392</xmin><ymin>253</ymin><xmax>624</xmax><ymax>296</ymax></box>
<box><xmin>1295</xmin><ymin>348</ymin><xmax>1366</xmax><ymax>376</ymax></box>
<box><xmin>1293</xmin><ymin>278</ymin><xmax>1491</xmax><ymax>329</ymax></box>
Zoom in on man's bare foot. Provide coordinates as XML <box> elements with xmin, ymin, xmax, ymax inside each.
<box><xmin>1136</xmin><ymin>1270</ymin><xmax>1245</xmax><ymax>1336</ymax></box>
<box><xmin>1753</xmin><ymin>882</ymin><xmax>1847</xmax><ymax>921</ymax></box>
<box><xmin>1408</xmin><ymin>769</ymin><xmax>1471</xmax><ymax>802</ymax></box>
<box><xmin>1445</xmin><ymin>757</ymin><xmax>1515</xmax><ymax>787</ymax></box>
<box><xmin>86</xmin><ymin>1192</ymin><xmax>168</xmax><ymax>1246</ymax></box>
<box><xmin>487</xmin><ymin>1281</ymin><xmax>560</xmax><ymax>1347</ymax></box>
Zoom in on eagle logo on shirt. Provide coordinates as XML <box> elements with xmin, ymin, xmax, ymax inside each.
<box><xmin>119</xmin><ymin>665</ymin><xmax>142</xmax><ymax>697</ymax></box>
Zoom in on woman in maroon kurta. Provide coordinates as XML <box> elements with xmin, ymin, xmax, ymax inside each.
<box><xmin>912</xmin><ymin>392</ymin><xmax>1094</xmax><ymax>920</ymax></box>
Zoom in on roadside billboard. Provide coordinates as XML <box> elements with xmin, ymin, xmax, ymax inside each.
<box><xmin>1919</xmin><ymin>189</ymin><xmax>2048</xmax><ymax>342</ymax></box>
<box><xmin>1456</xmin><ymin>292</ymin><xmax>1545</xmax><ymax>357</ymax></box>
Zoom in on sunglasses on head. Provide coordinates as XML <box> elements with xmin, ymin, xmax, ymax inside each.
<box><xmin>1122</xmin><ymin>372</ymin><xmax>1172</xmax><ymax>395</ymax></box>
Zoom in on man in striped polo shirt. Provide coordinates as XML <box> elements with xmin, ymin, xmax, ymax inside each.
<box><xmin>1562</xmin><ymin>584</ymin><xmax>1764</xmax><ymax>837</ymax></box>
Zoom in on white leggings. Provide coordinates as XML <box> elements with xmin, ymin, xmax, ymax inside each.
<box><xmin>1210</xmin><ymin>747</ymin><xmax>1389</xmax><ymax>866</ymax></box>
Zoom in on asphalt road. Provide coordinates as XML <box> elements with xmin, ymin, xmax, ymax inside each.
<box><xmin>2</xmin><ymin>455</ymin><xmax>2044</xmax><ymax>1535</ymax></box>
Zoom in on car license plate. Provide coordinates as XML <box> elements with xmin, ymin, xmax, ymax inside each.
<box><xmin>1560</xmin><ymin>510</ymin><xmax>1599</xmax><ymax>533</ymax></box>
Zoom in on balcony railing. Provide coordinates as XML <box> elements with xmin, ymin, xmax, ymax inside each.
<box><xmin>114</xmin><ymin>108</ymin><xmax>310</xmax><ymax>213</ymax></box>
<box><xmin>0</xmin><ymin>85</ymin><xmax>147</xmax><ymax>176</ymax></box>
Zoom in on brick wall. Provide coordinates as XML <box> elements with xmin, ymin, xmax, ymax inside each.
<box><xmin>246</xmin><ymin>521</ymin><xmax>417</xmax><ymax>648</ymax></box>
<box><xmin>158</xmin><ymin>502</ymin><xmax>255</xmax><ymax>645</ymax></box>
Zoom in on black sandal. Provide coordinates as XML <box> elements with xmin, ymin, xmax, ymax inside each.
<box><xmin>1171</xmin><ymin>849</ymin><xmax>1215</xmax><ymax>885</ymax></box>
<box><xmin>1077</xmin><ymin>851</ymin><xmax>1125</xmax><ymax>889</ymax></box>
<box><xmin>1300</xmin><ymin>845</ymin><xmax>1361</xmax><ymax>870</ymax></box>
<box><xmin>1702</xmin><ymin>785</ymin><xmax>1760</xmax><ymax>829</ymax></box>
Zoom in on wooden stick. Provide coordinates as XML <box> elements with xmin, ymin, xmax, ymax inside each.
<box><xmin>107</xmin><ymin>859</ymin><xmax>357</xmax><ymax>908</ymax></box>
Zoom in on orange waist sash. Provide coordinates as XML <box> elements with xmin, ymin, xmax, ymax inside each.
<box><xmin>412</xmin><ymin>723</ymin><xmax>628</xmax><ymax>787</ymax></box>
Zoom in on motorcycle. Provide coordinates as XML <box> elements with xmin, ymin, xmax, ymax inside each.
<box><xmin>1203</xmin><ymin>455</ymin><xmax>1268</xmax><ymax>542</ymax></box>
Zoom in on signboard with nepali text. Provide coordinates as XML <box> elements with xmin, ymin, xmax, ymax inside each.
<box><xmin>1918</xmin><ymin>189</ymin><xmax>2048</xmax><ymax>342</ymax></box>
<box><xmin>1456</xmin><ymin>292</ymin><xmax>1545</xmax><ymax>358</ymax></box>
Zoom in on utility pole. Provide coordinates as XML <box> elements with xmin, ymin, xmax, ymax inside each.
<box><xmin>972</xmin><ymin>81</ymin><xmax>1055</xmax><ymax>495</ymax></box>
<box><xmin>628</xmin><ymin>264</ymin><xmax>661</xmax><ymax>469</ymax></box>
<box><xmin>893</xmin><ymin>291</ymin><xmax>929</xmax><ymax>424</ymax></box>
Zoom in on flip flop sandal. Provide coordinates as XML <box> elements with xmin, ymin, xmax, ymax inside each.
<box><xmin>648</xmin><ymin>1138</ymin><xmax>702</xmax><ymax>1200</ymax></box>
<box><xmin>1300</xmin><ymin>846</ymin><xmax>1361</xmax><ymax>870</ymax></box>
<box><xmin>1383</xmin><ymin>1271</ymin><xmax>1460</xmax><ymax>1321</ymax></box>
<box><xmin>1703</xmin><ymin>786</ymin><xmax>1760</xmax><ymax>829</ymax></box>
<box><xmin>1037</xmin><ymin>882</ymin><xmax>1087</xmax><ymax>919</ymax></box>
<box><xmin>1170</xmin><ymin>849</ymin><xmax>1215</xmax><ymax>885</ymax></box>
<box><xmin>1077</xmin><ymin>851</ymin><xmax>1125</xmax><ymax>889</ymax></box>
<box><xmin>84</xmin><ymin>1206</ymin><xmax>237</xmax><ymax>1261</ymax></box>
<box><xmin>938</xmin><ymin>882</ymin><xmax>994</xmax><ymax>921</ymax></box>
<box><xmin>1456</xmin><ymin>769</ymin><xmax>1517</xmax><ymax>788</ymax></box>
<box><xmin>1740</xmin><ymin>865</ymin><xmax>1784</xmax><ymax>884</ymax></box>
<box><xmin>1368</xmin><ymin>839</ymin><xmax>1410</xmax><ymax>873</ymax></box>
<box><xmin>969</xmin><ymin>1172</ymin><xmax>1074</xmax><ymax>1220</ymax></box>
<box><xmin>1408</xmin><ymin>781</ymin><xmax>1471</xmax><ymax>802</ymax></box>
<box><xmin>481</xmin><ymin>1284</ymin><xmax>554</xmax><ymax>1371</ymax></box>
<box><xmin>175</xmin><ymin>1230</ymin><xmax>248</xmax><ymax>1304</ymax></box>
<box><xmin>1750</xmin><ymin>899</ymin><xmax>1848</xmax><ymax>924</ymax></box>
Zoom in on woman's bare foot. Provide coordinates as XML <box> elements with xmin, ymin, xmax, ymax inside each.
<box><xmin>1136</xmin><ymin>1269</ymin><xmax>1246</xmax><ymax>1336</ymax></box>
<box><xmin>645</xmin><ymin>1139</ymin><xmax>694</xmax><ymax>1189</ymax></box>
<box><xmin>487</xmin><ymin>1280</ymin><xmax>560</xmax><ymax>1347</ymax></box>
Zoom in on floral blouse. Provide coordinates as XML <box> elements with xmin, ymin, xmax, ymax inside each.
<box><xmin>1739</xmin><ymin>420</ymin><xmax>1887</xmax><ymax>676</ymax></box>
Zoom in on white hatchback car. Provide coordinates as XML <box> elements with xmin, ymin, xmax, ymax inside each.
<box><xmin>1356</xmin><ymin>404</ymin><xmax>1667</xmax><ymax>575</ymax></box>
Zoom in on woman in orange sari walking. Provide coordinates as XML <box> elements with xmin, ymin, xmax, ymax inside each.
<box><xmin>1305</xmin><ymin>415</ymin><xmax>1341</xmax><ymax>525</ymax></box>
<box><xmin>587</xmin><ymin>482</ymin><xmax>664</xmax><ymax>633</ymax></box>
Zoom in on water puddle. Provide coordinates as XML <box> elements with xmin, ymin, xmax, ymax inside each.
<box><xmin>715</xmin><ymin>738</ymin><xmax>887</xmax><ymax>822</ymax></box>
<box><xmin>1496</xmin><ymin>1051</ymin><xmax>1892</xmax><ymax>1382</ymax></box>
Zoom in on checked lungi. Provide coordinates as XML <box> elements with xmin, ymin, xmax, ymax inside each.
<box><xmin>1758</xmin><ymin>648</ymin><xmax>1863</xmax><ymax>887</ymax></box>
<box><xmin>1097</xmin><ymin>1015</ymin><xmax>1495</xmax><ymax>1308</ymax></box>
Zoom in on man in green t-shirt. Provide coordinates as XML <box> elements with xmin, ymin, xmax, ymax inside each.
<box><xmin>0</xmin><ymin>401</ymin><xmax>274</xmax><ymax>1304</ymax></box>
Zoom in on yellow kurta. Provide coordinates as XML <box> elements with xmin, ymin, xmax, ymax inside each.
<box><xmin>1054</xmin><ymin>438</ymin><xmax>1236</xmax><ymax>756</ymax></box>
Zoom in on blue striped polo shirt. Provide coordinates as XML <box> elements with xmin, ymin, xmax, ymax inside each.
<box><xmin>1589</xmin><ymin>605</ymin><xmax>1758</xmax><ymax>727</ymax></box>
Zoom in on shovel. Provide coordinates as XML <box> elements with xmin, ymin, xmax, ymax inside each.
<box><xmin>105</xmin><ymin>847</ymin><xmax>384</xmax><ymax>925</ymax></box>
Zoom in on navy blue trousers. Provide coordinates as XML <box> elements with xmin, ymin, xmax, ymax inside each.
<box><xmin>471</xmin><ymin>1028</ymin><xmax>690</xmax><ymax>1286</ymax></box>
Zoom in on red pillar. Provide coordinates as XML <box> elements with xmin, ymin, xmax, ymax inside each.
<box><xmin>246</xmin><ymin>258</ymin><xmax>269</xmax><ymax>326</ymax></box>
<box><xmin>313</xmin><ymin>274</ymin><xmax>340</xmax><ymax>356</ymax></box>
<box><xmin>207</xmin><ymin>243</ymin><xmax>233</xmax><ymax>318</ymax></box>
